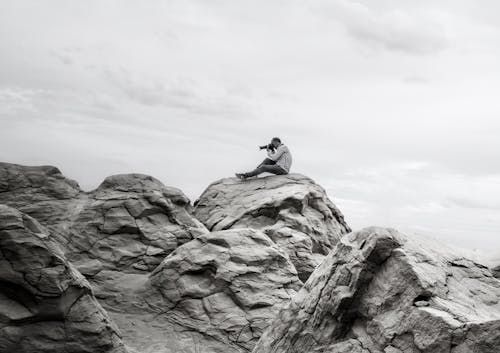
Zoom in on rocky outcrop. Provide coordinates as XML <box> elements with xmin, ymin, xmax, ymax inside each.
<box><xmin>193</xmin><ymin>174</ymin><xmax>350</xmax><ymax>281</ymax></box>
<box><xmin>0</xmin><ymin>163</ymin><xmax>211</xmax><ymax>352</ymax></box>
<box><xmin>145</xmin><ymin>228</ymin><xmax>302</xmax><ymax>352</ymax></box>
<box><xmin>252</xmin><ymin>227</ymin><xmax>500</xmax><ymax>353</ymax></box>
<box><xmin>0</xmin><ymin>162</ymin><xmax>81</xmax><ymax>245</ymax></box>
<box><xmin>0</xmin><ymin>163</ymin><xmax>306</xmax><ymax>353</ymax></box>
<box><xmin>67</xmin><ymin>174</ymin><xmax>208</xmax><ymax>274</ymax></box>
<box><xmin>3</xmin><ymin>162</ymin><xmax>499</xmax><ymax>353</ymax></box>
<box><xmin>0</xmin><ymin>205</ymin><xmax>127</xmax><ymax>353</ymax></box>
<box><xmin>0</xmin><ymin>163</ymin><xmax>208</xmax><ymax>274</ymax></box>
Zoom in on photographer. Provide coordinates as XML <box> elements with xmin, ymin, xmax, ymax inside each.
<box><xmin>236</xmin><ymin>137</ymin><xmax>292</xmax><ymax>179</ymax></box>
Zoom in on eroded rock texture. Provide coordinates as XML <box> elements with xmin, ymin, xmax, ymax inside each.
<box><xmin>0</xmin><ymin>163</ymin><xmax>210</xmax><ymax>352</ymax></box>
<box><xmin>0</xmin><ymin>163</ymin><xmax>208</xmax><ymax>274</ymax></box>
<box><xmin>193</xmin><ymin>174</ymin><xmax>350</xmax><ymax>281</ymax></box>
<box><xmin>493</xmin><ymin>266</ymin><xmax>500</xmax><ymax>279</ymax></box>
<box><xmin>253</xmin><ymin>227</ymin><xmax>500</xmax><ymax>353</ymax></box>
<box><xmin>0</xmin><ymin>205</ymin><xmax>126</xmax><ymax>353</ymax></box>
<box><xmin>0</xmin><ymin>162</ymin><xmax>81</xmax><ymax>245</ymax></box>
<box><xmin>145</xmin><ymin>228</ymin><xmax>302</xmax><ymax>352</ymax></box>
<box><xmin>489</xmin><ymin>254</ymin><xmax>500</xmax><ymax>279</ymax></box>
<box><xmin>67</xmin><ymin>173</ymin><xmax>208</xmax><ymax>274</ymax></box>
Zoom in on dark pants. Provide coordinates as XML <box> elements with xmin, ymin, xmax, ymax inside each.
<box><xmin>244</xmin><ymin>158</ymin><xmax>287</xmax><ymax>177</ymax></box>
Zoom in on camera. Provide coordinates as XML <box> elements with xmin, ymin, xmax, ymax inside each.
<box><xmin>259</xmin><ymin>144</ymin><xmax>275</xmax><ymax>151</ymax></box>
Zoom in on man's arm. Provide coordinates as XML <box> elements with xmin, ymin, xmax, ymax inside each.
<box><xmin>267</xmin><ymin>145</ymin><xmax>286</xmax><ymax>161</ymax></box>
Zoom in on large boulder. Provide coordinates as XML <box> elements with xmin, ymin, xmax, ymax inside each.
<box><xmin>253</xmin><ymin>227</ymin><xmax>500</xmax><ymax>353</ymax></box>
<box><xmin>144</xmin><ymin>228</ymin><xmax>302</xmax><ymax>352</ymax></box>
<box><xmin>0</xmin><ymin>205</ymin><xmax>127</xmax><ymax>353</ymax></box>
<box><xmin>193</xmin><ymin>174</ymin><xmax>350</xmax><ymax>281</ymax></box>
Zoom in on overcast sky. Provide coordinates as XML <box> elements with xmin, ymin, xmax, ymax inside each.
<box><xmin>1</xmin><ymin>0</ymin><xmax>499</xmax><ymax>257</ymax></box>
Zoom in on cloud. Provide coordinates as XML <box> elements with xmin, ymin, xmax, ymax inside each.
<box><xmin>321</xmin><ymin>161</ymin><xmax>500</xmax><ymax>251</ymax></box>
<box><xmin>402</xmin><ymin>76</ymin><xmax>431</xmax><ymax>84</ymax></box>
<box><xmin>312</xmin><ymin>0</ymin><xmax>448</xmax><ymax>54</ymax></box>
<box><xmin>446</xmin><ymin>196</ymin><xmax>500</xmax><ymax>210</ymax></box>
<box><xmin>101</xmin><ymin>68</ymin><xmax>256</xmax><ymax>119</ymax></box>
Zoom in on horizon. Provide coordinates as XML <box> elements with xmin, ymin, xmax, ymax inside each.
<box><xmin>1</xmin><ymin>0</ymin><xmax>499</xmax><ymax>256</ymax></box>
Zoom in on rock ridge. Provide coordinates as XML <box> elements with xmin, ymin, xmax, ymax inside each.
<box><xmin>2</xmin><ymin>163</ymin><xmax>349</xmax><ymax>352</ymax></box>
<box><xmin>0</xmin><ymin>163</ymin><xmax>208</xmax><ymax>275</ymax></box>
<box><xmin>2</xmin><ymin>162</ymin><xmax>500</xmax><ymax>353</ymax></box>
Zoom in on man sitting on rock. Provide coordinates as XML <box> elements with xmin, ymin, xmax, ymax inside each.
<box><xmin>236</xmin><ymin>137</ymin><xmax>292</xmax><ymax>179</ymax></box>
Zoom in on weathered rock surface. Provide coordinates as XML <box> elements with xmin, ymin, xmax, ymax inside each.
<box><xmin>193</xmin><ymin>174</ymin><xmax>350</xmax><ymax>281</ymax></box>
<box><xmin>144</xmin><ymin>228</ymin><xmax>302</xmax><ymax>352</ymax></box>
<box><xmin>0</xmin><ymin>163</ymin><xmax>208</xmax><ymax>274</ymax></box>
<box><xmin>0</xmin><ymin>205</ymin><xmax>127</xmax><ymax>353</ymax></box>
<box><xmin>3</xmin><ymin>162</ymin><xmax>499</xmax><ymax>353</ymax></box>
<box><xmin>0</xmin><ymin>163</ymin><xmax>211</xmax><ymax>352</ymax></box>
<box><xmin>488</xmin><ymin>253</ymin><xmax>500</xmax><ymax>279</ymax></box>
<box><xmin>67</xmin><ymin>173</ymin><xmax>208</xmax><ymax>273</ymax></box>
<box><xmin>253</xmin><ymin>227</ymin><xmax>500</xmax><ymax>353</ymax></box>
<box><xmin>0</xmin><ymin>162</ymin><xmax>81</xmax><ymax>245</ymax></box>
<box><xmin>493</xmin><ymin>266</ymin><xmax>500</xmax><ymax>279</ymax></box>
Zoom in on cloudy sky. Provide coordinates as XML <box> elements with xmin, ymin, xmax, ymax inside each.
<box><xmin>1</xmin><ymin>0</ymin><xmax>499</xmax><ymax>256</ymax></box>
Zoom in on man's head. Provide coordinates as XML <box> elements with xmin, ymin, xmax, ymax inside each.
<box><xmin>271</xmin><ymin>137</ymin><xmax>281</xmax><ymax>148</ymax></box>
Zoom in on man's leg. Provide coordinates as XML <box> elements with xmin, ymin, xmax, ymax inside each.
<box><xmin>257</xmin><ymin>158</ymin><xmax>276</xmax><ymax>168</ymax></box>
<box><xmin>243</xmin><ymin>164</ymin><xmax>287</xmax><ymax>178</ymax></box>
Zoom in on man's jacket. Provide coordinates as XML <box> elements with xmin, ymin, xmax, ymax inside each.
<box><xmin>267</xmin><ymin>144</ymin><xmax>292</xmax><ymax>172</ymax></box>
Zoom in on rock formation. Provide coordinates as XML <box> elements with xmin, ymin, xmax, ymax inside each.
<box><xmin>193</xmin><ymin>174</ymin><xmax>350</xmax><ymax>281</ymax></box>
<box><xmin>0</xmin><ymin>163</ymin><xmax>208</xmax><ymax>274</ymax></box>
<box><xmin>1</xmin><ymin>163</ymin><xmax>323</xmax><ymax>353</ymax></box>
<box><xmin>0</xmin><ymin>162</ymin><xmax>81</xmax><ymax>245</ymax></box>
<box><xmin>252</xmin><ymin>227</ymin><xmax>500</xmax><ymax>353</ymax></box>
<box><xmin>145</xmin><ymin>228</ymin><xmax>301</xmax><ymax>351</ymax></box>
<box><xmin>0</xmin><ymin>205</ymin><xmax>127</xmax><ymax>353</ymax></box>
<box><xmin>4</xmin><ymin>161</ymin><xmax>497</xmax><ymax>353</ymax></box>
<box><xmin>66</xmin><ymin>173</ymin><xmax>208</xmax><ymax>274</ymax></box>
<box><xmin>0</xmin><ymin>163</ymin><xmax>211</xmax><ymax>352</ymax></box>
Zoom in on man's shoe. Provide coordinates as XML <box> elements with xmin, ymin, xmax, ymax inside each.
<box><xmin>235</xmin><ymin>173</ymin><xmax>246</xmax><ymax>180</ymax></box>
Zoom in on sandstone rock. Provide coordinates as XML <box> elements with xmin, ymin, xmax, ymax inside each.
<box><xmin>193</xmin><ymin>174</ymin><xmax>350</xmax><ymax>281</ymax></box>
<box><xmin>66</xmin><ymin>174</ymin><xmax>208</xmax><ymax>273</ymax></box>
<box><xmin>85</xmin><ymin>270</ymin><xmax>246</xmax><ymax>353</ymax></box>
<box><xmin>0</xmin><ymin>163</ymin><xmax>208</xmax><ymax>274</ymax></box>
<box><xmin>0</xmin><ymin>163</ymin><xmax>212</xmax><ymax>352</ymax></box>
<box><xmin>1</xmin><ymin>163</ymin><xmax>354</xmax><ymax>353</ymax></box>
<box><xmin>0</xmin><ymin>205</ymin><xmax>127</xmax><ymax>353</ymax></box>
<box><xmin>145</xmin><ymin>228</ymin><xmax>302</xmax><ymax>352</ymax></box>
<box><xmin>252</xmin><ymin>227</ymin><xmax>500</xmax><ymax>353</ymax></box>
<box><xmin>0</xmin><ymin>162</ymin><xmax>81</xmax><ymax>245</ymax></box>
